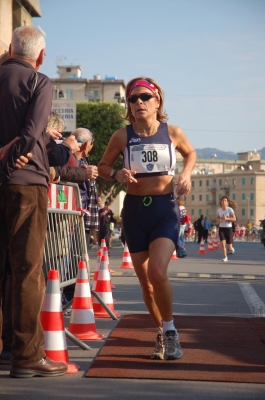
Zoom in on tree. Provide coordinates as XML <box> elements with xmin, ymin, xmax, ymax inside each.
<box><xmin>76</xmin><ymin>102</ymin><xmax>127</xmax><ymax>200</ymax></box>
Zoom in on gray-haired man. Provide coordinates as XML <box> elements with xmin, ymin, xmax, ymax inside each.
<box><xmin>0</xmin><ymin>27</ymin><xmax>72</xmax><ymax>378</ymax></box>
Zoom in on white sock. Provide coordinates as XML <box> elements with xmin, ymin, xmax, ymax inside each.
<box><xmin>162</xmin><ymin>319</ymin><xmax>176</xmax><ymax>333</ymax></box>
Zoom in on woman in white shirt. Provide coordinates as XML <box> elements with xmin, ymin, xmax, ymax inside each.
<box><xmin>216</xmin><ymin>196</ymin><xmax>237</xmax><ymax>262</ymax></box>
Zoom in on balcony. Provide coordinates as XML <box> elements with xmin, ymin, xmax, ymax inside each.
<box><xmin>208</xmin><ymin>186</ymin><xmax>216</xmax><ymax>191</ymax></box>
<box><xmin>207</xmin><ymin>201</ymin><xmax>216</xmax><ymax>205</ymax></box>
<box><xmin>220</xmin><ymin>185</ymin><xmax>230</xmax><ymax>190</ymax></box>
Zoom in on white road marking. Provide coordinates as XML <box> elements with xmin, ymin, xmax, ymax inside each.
<box><xmin>238</xmin><ymin>282</ymin><xmax>265</xmax><ymax>317</ymax></box>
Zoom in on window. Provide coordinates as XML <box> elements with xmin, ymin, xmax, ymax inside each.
<box><xmin>251</xmin><ymin>177</ymin><xmax>254</xmax><ymax>185</ymax></box>
<box><xmin>206</xmin><ymin>194</ymin><xmax>209</xmax><ymax>201</ymax></box>
<box><xmin>219</xmin><ymin>193</ymin><xmax>223</xmax><ymax>200</ymax></box>
<box><xmin>242</xmin><ymin>209</ymin><xmax>245</xmax><ymax>216</ymax></box>
<box><xmin>242</xmin><ymin>177</ymin><xmax>246</xmax><ymax>185</ymax></box>
<box><xmin>250</xmin><ymin>209</ymin><xmax>254</xmax><ymax>217</ymax></box>
<box><xmin>199</xmin><ymin>209</ymin><xmax>202</xmax><ymax>215</ymax></box>
<box><xmin>192</xmin><ymin>195</ymin><xmax>194</xmax><ymax>201</ymax></box>
<box><xmin>65</xmin><ymin>89</ymin><xmax>73</xmax><ymax>99</ymax></box>
<box><xmin>250</xmin><ymin>193</ymin><xmax>254</xmax><ymax>201</ymax></box>
<box><xmin>242</xmin><ymin>193</ymin><xmax>246</xmax><ymax>201</ymax></box>
<box><xmin>192</xmin><ymin>180</ymin><xmax>194</xmax><ymax>188</ymax></box>
<box><xmin>232</xmin><ymin>178</ymin><xmax>236</xmax><ymax>186</ymax></box>
<box><xmin>66</xmin><ymin>68</ymin><xmax>71</xmax><ymax>72</ymax></box>
<box><xmin>206</xmin><ymin>180</ymin><xmax>209</xmax><ymax>187</ymax></box>
<box><xmin>232</xmin><ymin>194</ymin><xmax>236</xmax><ymax>201</ymax></box>
<box><xmin>219</xmin><ymin>179</ymin><xmax>222</xmax><ymax>186</ymax></box>
<box><xmin>86</xmin><ymin>89</ymin><xmax>100</xmax><ymax>101</ymax></box>
<box><xmin>199</xmin><ymin>195</ymin><xmax>202</xmax><ymax>201</ymax></box>
<box><xmin>199</xmin><ymin>180</ymin><xmax>202</xmax><ymax>187</ymax></box>
<box><xmin>191</xmin><ymin>209</ymin><xmax>194</xmax><ymax>216</ymax></box>
<box><xmin>206</xmin><ymin>209</ymin><xmax>209</xmax><ymax>216</ymax></box>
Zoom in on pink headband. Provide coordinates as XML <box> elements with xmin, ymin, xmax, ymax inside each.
<box><xmin>128</xmin><ymin>79</ymin><xmax>160</xmax><ymax>98</ymax></box>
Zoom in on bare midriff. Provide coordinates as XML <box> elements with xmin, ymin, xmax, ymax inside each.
<box><xmin>126</xmin><ymin>175</ymin><xmax>174</xmax><ymax>196</ymax></box>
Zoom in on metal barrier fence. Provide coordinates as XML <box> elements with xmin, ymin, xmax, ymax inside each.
<box><xmin>43</xmin><ymin>182</ymin><xmax>89</xmax><ymax>287</ymax></box>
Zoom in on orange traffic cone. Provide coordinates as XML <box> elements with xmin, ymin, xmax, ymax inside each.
<box><xmin>119</xmin><ymin>243</ymin><xmax>134</xmax><ymax>269</ymax></box>
<box><xmin>92</xmin><ymin>249</ymin><xmax>102</xmax><ymax>292</ymax></box>
<box><xmin>212</xmin><ymin>237</ymin><xmax>219</xmax><ymax>250</ymax></box>
<box><xmin>198</xmin><ymin>238</ymin><xmax>206</xmax><ymax>254</ymax></box>
<box><xmin>171</xmin><ymin>249</ymin><xmax>179</xmax><ymax>260</ymax></box>
<box><xmin>103</xmin><ymin>247</ymin><xmax>116</xmax><ymax>289</ymax></box>
<box><xmin>93</xmin><ymin>254</ymin><xmax>120</xmax><ymax>318</ymax></box>
<box><xmin>100</xmin><ymin>238</ymin><xmax>106</xmax><ymax>250</ymax></box>
<box><xmin>68</xmin><ymin>261</ymin><xmax>104</xmax><ymax>340</ymax></box>
<box><xmin>40</xmin><ymin>270</ymin><xmax>79</xmax><ymax>374</ymax></box>
<box><xmin>207</xmin><ymin>237</ymin><xmax>214</xmax><ymax>252</ymax></box>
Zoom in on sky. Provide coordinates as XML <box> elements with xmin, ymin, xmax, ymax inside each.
<box><xmin>33</xmin><ymin>0</ymin><xmax>265</xmax><ymax>153</ymax></box>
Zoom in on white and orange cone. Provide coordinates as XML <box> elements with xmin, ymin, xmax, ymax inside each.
<box><xmin>213</xmin><ymin>237</ymin><xmax>219</xmax><ymax>250</ymax></box>
<box><xmin>68</xmin><ymin>261</ymin><xmax>104</xmax><ymax>340</ymax></box>
<box><xmin>103</xmin><ymin>246</ymin><xmax>115</xmax><ymax>274</ymax></box>
<box><xmin>40</xmin><ymin>270</ymin><xmax>79</xmax><ymax>374</ymax></box>
<box><xmin>93</xmin><ymin>254</ymin><xmax>120</xmax><ymax>318</ymax></box>
<box><xmin>92</xmin><ymin>249</ymin><xmax>102</xmax><ymax>293</ymax></box>
<box><xmin>100</xmin><ymin>238</ymin><xmax>106</xmax><ymax>250</ymax></box>
<box><xmin>119</xmin><ymin>242</ymin><xmax>134</xmax><ymax>269</ymax></box>
<box><xmin>198</xmin><ymin>238</ymin><xmax>206</xmax><ymax>254</ymax></box>
<box><xmin>171</xmin><ymin>249</ymin><xmax>179</xmax><ymax>260</ymax></box>
<box><xmin>207</xmin><ymin>236</ymin><xmax>214</xmax><ymax>252</ymax></box>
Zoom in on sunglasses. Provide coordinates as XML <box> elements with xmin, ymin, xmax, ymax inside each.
<box><xmin>127</xmin><ymin>93</ymin><xmax>156</xmax><ymax>104</ymax></box>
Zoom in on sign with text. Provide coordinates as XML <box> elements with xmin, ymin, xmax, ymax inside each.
<box><xmin>51</xmin><ymin>99</ymin><xmax>76</xmax><ymax>132</ymax></box>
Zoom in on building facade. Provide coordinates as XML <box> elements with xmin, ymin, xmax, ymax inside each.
<box><xmin>51</xmin><ymin>66</ymin><xmax>126</xmax><ymax>105</ymax></box>
<box><xmin>0</xmin><ymin>0</ymin><xmax>41</xmax><ymax>54</ymax></box>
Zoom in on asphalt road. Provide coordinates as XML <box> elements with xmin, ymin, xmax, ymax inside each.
<box><xmin>1</xmin><ymin>241</ymin><xmax>265</xmax><ymax>399</ymax></box>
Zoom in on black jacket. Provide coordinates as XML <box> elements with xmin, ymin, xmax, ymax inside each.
<box><xmin>0</xmin><ymin>58</ymin><xmax>70</xmax><ymax>187</ymax></box>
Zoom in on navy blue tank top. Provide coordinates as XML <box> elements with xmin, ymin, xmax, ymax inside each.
<box><xmin>123</xmin><ymin>122</ymin><xmax>176</xmax><ymax>179</ymax></box>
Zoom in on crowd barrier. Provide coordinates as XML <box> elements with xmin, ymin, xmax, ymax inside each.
<box><xmin>43</xmin><ymin>182</ymin><xmax>89</xmax><ymax>288</ymax></box>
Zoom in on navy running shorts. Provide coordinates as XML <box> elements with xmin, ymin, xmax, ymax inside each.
<box><xmin>219</xmin><ymin>227</ymin><xmax>233</xmax><ymax>244</ymax></box>
<box><xmin>122</xmin><ymin>193</ymin><xmax>180</xmax><ymax>253</ymax></box>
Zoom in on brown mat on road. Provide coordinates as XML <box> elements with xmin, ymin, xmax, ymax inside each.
<box><xmin>86</xmin><ymin>314</ymin><xmax>265</xmax><ymax>383</ymax></box>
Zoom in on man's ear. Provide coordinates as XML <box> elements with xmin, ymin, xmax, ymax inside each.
<box><xmin>36</xmin><ymin>48</ymin><xmax>45</xmax><ymax>68</ymax></box>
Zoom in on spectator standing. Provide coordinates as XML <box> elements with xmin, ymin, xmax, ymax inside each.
<box><xmin>0</xmin><ymin>26</ymin><xmax>72</xmax><ymax>377</ymax></box>
<box><xmin>197</xmin><ymin>215</ymin><xmax>205</xmax><ymax>243</ymax></box>
<box><xmin>203</xmin><ymin>216</ymin><xmax>211</xmax><ymax>243</ymax></box>
<box><xmin>193</xmin><ymin>217</ymin><xmax>199</xmax><ymax>242</ymax></box>
<box><xmin>99</xmin><ymin>200</ymin><xmax>116</xmax><ymax>250</ymax></box>
<box><xmin>176</xmin><ymin>197</ymin><xmax>187</xmax><ymax>258</ymax></box>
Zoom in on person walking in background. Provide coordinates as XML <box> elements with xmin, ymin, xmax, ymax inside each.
<box><xmin>98</xmin><ymin>200</ymin><xmax>116</xmax><ymax>251</ymax></box>
<box><xmin>98</xmin><ymin>76</ymin><xmax>196</xmax><ymax>360</ymax></box>
<box><xmin>176</xmin><ymin>197</ymin><xmax>188</xmax><ymax>258</ymax></box>
<box><xmin>216</xmin><ymin>196</ymin><xmax>237</xmax><ymax>262</ymax></box>
<box><xmin>197</xmin><ymin>215</ymin><xmax>205</xmax><ymax>243</ymax></box>
<box><xmin>203</xmin><ymin>216</ymin><xmax>211</xmax><ymax>243</ymax></box>
<box><xmin>0</xmin><ymin>26</ymin><xmax>79</xmax><ymax>378</ymax></box>
<box><xmin>193</xmin><ymin>217</ymin><xmax>199</xmax><ymax>242</ymax></box>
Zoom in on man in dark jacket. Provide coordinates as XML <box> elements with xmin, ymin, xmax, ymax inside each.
<box><xmin>99</xmin><ymin>200</ymin><xmax>116</xmax><ymax>250</ymax></box>
<box><xmin>0</xmin><ymin>26</ymin><xmax>79</xmax><ymax>378</ymax></box>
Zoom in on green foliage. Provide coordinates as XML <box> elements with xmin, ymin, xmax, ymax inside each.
<box><xmin>76</xmin><ymin>102</ymin><xmax>127</xmax><ymax>199</ymax></box>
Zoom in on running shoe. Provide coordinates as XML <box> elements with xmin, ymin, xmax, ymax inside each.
<box><xmin>228</xmin><ymin>247</ymin><xmax>235</xmax><ymax>255</ymax></box>
<box><xmin>164</xmin><ymin>330</ymin><xmax>183</xmax><ymax>360</ymax></box>
<box><xmin>222</xmin><ymin>256</ymin><xmax>228</xmax><ymax>262</ymax></box>
<box><xmin>151</xmin><ymin>331</ymin><xmax>165</xmax><ymax>360</ymax></box>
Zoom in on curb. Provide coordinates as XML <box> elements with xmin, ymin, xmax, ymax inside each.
<box><xmin>90</xmin><ymin>271</ymin><xmax>265</xmax><ymax>280</ymax></box>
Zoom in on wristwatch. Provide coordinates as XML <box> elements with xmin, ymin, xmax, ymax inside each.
<box><xmin>110</xmin><ymin>169</ymin><xmax>118</xmax><ymax>181</ymax></box>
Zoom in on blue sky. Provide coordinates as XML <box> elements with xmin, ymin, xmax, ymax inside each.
<box><xmin>34</xmin><ymin>0</ymin><xmax>265</xmax><ymax>153</ymax></box>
